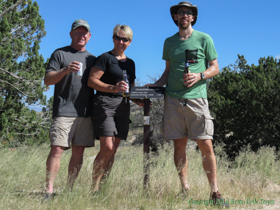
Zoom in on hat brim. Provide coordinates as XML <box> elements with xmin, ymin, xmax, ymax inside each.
<box><xmin>72</xmin><ymin>24</ymin><xmax>90</xmax><ymax>32</ymax></box>
<box><xmin>170</xmin><ymin>5</ymin><xmax>198</xmax><ymax>26</ymax></box>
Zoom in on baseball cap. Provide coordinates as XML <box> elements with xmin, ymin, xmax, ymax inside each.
<box><xmin>71</xmin><ymin>19</ymin><xmax>90</xmax><ymax>32</ymax></box>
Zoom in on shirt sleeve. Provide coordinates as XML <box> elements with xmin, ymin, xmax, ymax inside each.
<box><xmin>162</xmin><ymin>39</ymin><xmax>170</xmax><ymax>61</ymax></box>
<box><xmin>129</xmin><ymin>59</ymin><xmax>136</xmax><ymax>84</ymax></box>
<box><xmin>204</xmin><ymin>35</ymin><xmax>218</xmax><ymax>62</ymax></box>
<box><xmin>93</xmin><ymin>53</ymin><xmax>109</xmax><ymax>72</ymax></box>
<box><xmin>46</xmin><ymin>50</ymin><xmax>62</xmax><ymax>74</ymax></box>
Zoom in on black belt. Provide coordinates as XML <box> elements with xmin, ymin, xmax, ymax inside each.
<box><xmin>96</xmin><ymin>92</ymin><xmax>122</xmax><ymax>98</ymax></box>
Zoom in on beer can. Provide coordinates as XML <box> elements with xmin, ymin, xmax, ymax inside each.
<box><xmin>75</xmin><ymin>62</ymin><xmax>83</xmax><ymax>77</ymax></box>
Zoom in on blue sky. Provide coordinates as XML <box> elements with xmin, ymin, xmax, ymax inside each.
<box><xmin>34</xmin><ymin>0</ymin><xmax>280</xmax><ymax>103</ymax></box>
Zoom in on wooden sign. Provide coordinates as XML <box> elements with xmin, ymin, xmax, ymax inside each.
<box><xmin>130</xmin><ymin>87</ymin><xmax>165</xmax><ymax>99</ymax></box>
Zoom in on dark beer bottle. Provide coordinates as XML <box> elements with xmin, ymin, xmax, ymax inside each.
<box><xmin>122</xmin><ymin>70</ymin><xmax>130</xmax><ymax>97</ymax></box>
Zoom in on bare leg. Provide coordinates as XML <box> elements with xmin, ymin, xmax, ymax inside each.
<box><xmin>67</xmin><ymin>145</ymin><xmax>85</xmax><ymax>190</ymax></box>
<box><xmin>100</xmin><ymin>137</ymin><xmax>121</xmax><ymax>185</ymax></box>
<box><xmin>91</xmin><ymin>136</ymin><xmax>119</xmax><ymax>192</ymax></box>
<box><xmin>196</xmin><ymin>139</ymin><xmax>218</xmax><ymax>193</ymax></box>
<box><xmin>173</xmin><ymin>138</ymin><xmax>189</xmax><ymax>190</ymax></box>
<box><xmin>46</xmin><ymin>146</ymin><xmax>65</xmax><ymax>193</ymax></box>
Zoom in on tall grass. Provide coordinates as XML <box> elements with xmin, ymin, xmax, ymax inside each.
<box><xmin>0</xmin><ymin>142</ymin><xmax>279</xmax><ymax>209</ymax></box>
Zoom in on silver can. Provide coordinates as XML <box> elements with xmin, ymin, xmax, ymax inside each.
<box><xmin>75</xmin><ymin>62</ymin><xmax>83</xmax><ymax>77</ymax></box>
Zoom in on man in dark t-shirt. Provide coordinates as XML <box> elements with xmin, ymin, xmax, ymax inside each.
<box><xmin>43</xmin><ymin>19</ymin><xmax>95</xmax><ymax>199</ymax></box>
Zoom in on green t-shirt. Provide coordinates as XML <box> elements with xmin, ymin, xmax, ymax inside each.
<box><xmin>162</xmin><ymin>30</ymin><xmax>218</xmax><ymax>99</ymax></box>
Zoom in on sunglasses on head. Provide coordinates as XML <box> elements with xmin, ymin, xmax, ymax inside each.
<box><xmin>113</xmin><ymin>35</ymin><xmax>130</xmax><ymax>43</ymax></box>
<box><xmin>177</xmin><ymin>10</ymin><xmax>194</xmax><ymax>16</ymax></box>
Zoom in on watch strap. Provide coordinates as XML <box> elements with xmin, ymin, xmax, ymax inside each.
<box><xmin>200</xmin><ymin>72</ymin><xmax>205</xmax><ymax>80</ymax></box>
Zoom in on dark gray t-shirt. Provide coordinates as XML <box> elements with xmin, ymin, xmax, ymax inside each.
<box><xmin>46</xmin><ymin>46</ymin><xmax>96</xmax><ymax>118</ymax></box>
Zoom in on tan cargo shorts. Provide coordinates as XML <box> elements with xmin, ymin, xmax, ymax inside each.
<box><xmin>162</xmin><ymin>95</ymin><xmax>214</xmax><ymax>140</ymax></box>
<box><xmin>49</xmin><ymin>117</ymin><xmax>95</xmax><ymax>148</ymax></box>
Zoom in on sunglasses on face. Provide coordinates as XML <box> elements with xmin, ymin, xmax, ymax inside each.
<box><xmin>113</xmin><ymin>35</ymin><xmax>130</xmax><ymax>43</ymax></box>
<box><xmin>177</xmin><ymin>10</ymin><xmax>194</xmax><ymax>16</ymax></box>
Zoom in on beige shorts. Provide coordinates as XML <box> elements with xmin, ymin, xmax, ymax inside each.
<box><xmin>162</xmin><ymin>95</ymin><xmax>214</xmax><ymax>140</ymax></box>
<box><xmin>49</xmin><ymin>117</ymin><xmax>95</xmax><ymax>148</ymax></box>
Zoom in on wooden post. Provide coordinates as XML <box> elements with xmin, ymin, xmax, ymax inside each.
<box><xmin>129</xmin><ymin>87</ymin><xmax>165</xmax><ymax>190</ymax></box>
<box><xmin>143</xmin><ymin>99</ymin><xmax>150</xmax><ymax>189</ymax></box>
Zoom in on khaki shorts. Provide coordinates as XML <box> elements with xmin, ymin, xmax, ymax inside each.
<box><xmin>162</xmin><ymin>95</ymin><xmax>214</xmax><ymax>140</ymax></box>
<box><xmin>49</xmin><ymin>117</ymin><xmax>95</xmax><ymax>148</ymax></box>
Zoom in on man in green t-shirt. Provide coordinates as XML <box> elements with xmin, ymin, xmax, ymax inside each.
<box><xmin>146</xmin><ymin>1</ymin><xmax>227</xmax><ymax>205</ymax></box>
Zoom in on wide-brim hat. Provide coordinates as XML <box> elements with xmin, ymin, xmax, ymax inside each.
<box><xmin>170</xmin><ymin>1</ymin><xmax>198</xmax><ymax>26</ymax></box>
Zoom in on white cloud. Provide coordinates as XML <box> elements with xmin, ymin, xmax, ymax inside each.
<box><xmin>275</xmin><ymin>55</ymin><xmax>280</xmax><ymax>59</ymax></box>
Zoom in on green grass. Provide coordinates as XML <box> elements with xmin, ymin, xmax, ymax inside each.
<box><xmin>0</xmin><ymin>142</ymin><xmax>280</xmax><ymax>209</ymax></box>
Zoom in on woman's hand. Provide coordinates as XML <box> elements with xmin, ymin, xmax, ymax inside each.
<box><xmin>114</xmin><ymin>81</ymin><xmax>129</xmax><ymax>93</ymax></box>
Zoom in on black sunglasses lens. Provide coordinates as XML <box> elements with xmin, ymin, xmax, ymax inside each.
<box><xmin>178</xmin><ymin>10</ymin><xmax>193</xmax><ymax>15</ymax></box>
<box><xmin>114</xmin><ymin>35</ymin><xmax>129</xmax><ymax>42</ymax></box>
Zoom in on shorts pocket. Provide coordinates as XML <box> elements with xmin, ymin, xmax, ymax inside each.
<box><xmin>204</xmin><ymin>114</ymin><xmax>214</xmax><ymax>136</ymax></box>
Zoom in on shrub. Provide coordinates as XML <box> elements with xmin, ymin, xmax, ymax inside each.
<box><xmin>208</xmin><ymin>55</ymin><xmax>280</xmax><ymax>158</ymax></box>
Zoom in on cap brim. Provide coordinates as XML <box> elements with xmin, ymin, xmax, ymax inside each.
<box><xmin>73</xmin><ymin>24</ymin><xmax>90</xmax><ymax>32</ymax></box>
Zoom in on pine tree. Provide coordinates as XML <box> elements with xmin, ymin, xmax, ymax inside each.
<box><xmin>0</xmin><ymin>0</ymin><xmax>49</xmax><ymax>146</ymax></box>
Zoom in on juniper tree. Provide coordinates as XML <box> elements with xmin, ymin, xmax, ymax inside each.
<box><xmin>0</xmin><ymin>0</ymin><xmax>49</xmax><ymax>146</ymax></box>
<box><xmin>208</xmin><ymin>55</ymin><xmax>280</xmax><ymax>158</ymax></box>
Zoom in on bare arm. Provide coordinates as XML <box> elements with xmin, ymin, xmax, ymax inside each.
<box><xmin>145</xmin><ymin>61</ymin><xmax>171</xmax><ymax>87</ymax></box>
<box><xmin>184</xmin><ymin>58</ymin><xmax>219</xmax><ymax>87</ymax></box>
<box><xmin>87</xmin><ymin>67</ymin><xmax>128</xmax><ymax>93</ymax></box>
<box><xmin>203</xmin><ymin>58</ymin><xmax>219</xmax><ymax>79</ymax></box>
<box><xmin>44</xmin><ymin>61</ymin><xmax>80</xmax><ymax>86</ymax></box>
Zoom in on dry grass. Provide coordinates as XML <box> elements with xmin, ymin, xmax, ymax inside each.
<box><xmin>0</xmin><ymin>141</ymin><xmax>280</xmax><ymax>210</ymax></box>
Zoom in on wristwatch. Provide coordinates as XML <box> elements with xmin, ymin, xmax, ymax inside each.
<box><xmin>200</xmin><ymin>72</ymin><xmax>205</xmax><ymax>80</ymax></box>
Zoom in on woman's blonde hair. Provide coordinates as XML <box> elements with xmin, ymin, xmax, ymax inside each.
<box><xmin>113</xmin><ymin>24</ymin><xmax>133</xmax><ymax>40</ymax></box>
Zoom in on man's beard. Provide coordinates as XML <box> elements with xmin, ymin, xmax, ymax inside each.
<box><xmin>178</xmin><ymin>19</ymin><xmax>192</xmax><ymax>30</ymax></box>
<box><xmin>179</xmin><ymin>23</ymin><xmax>191</xmax><ymax>30</ymax></box>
